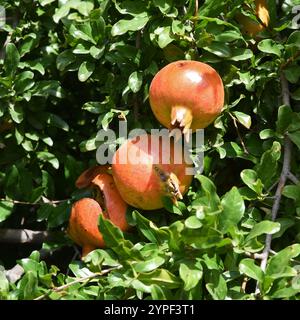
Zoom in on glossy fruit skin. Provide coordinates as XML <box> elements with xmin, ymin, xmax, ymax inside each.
<box><xmin>149</xmin><ymin>60</ymin><xmax>224</xmax><ymax>131</ymax></box>
<box><xmin>112</xmin><ymin>134</ymin><xmax>193</xmax><ymax>210</ymax></box>
<box><xmin>238</xmin><ymin>0</ymin><xmax>270</xmax><ymax>36</ymax></box>
<box><xmin>68</xmin><ymin>172</ymin><xmax>128</xmax><ymax>257</ymax></box>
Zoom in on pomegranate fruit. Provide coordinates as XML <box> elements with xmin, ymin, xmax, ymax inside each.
<box><xmin>149</xmin><ymin>60</ymin><xmax>224</xmax><ymax>134</ymax></box>
<box><xmin>237</xmin><ymin>0</ymin><xmax>270</xmax><ymax>36</ymax></box>
<box><xmin>68</xmin><ymin>171</ymin><xmax>129</xmax><ymax>257</ymax></box>
<box><xmin>75</xmin><ymin>165</ymin><xmax>110</xmax><ymax>189</ymax></box>
<box><xmin>112</xmin><ymin>134</ymin><xmax>193</xmax><ymax>210</ymax></box>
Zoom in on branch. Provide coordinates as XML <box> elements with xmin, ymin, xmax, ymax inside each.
<box><xmin>257</xmin><ymin>73</ymin><xmax>293</xmax><ymax>291</ymax></box>
<box><xmin>0</xmin><ymin>228</ymin><xmax>60</xmax><ymax>244</ymax></box>
<box><xmin>0</xmin><ymin>197</ymin><xmax>71</xmax><ymax>206</ymax></box>
<box><xmin>287</xmin><ymin>172</ymin><xmax>299</xmax><ymax>185</ymax></box>
<box><xmin>34</xmin><ymin>266</ymin><xmax>122</xmax><ymax>300</ymax></box>
<box><xmin>229</xmin><ymin>112</ymin><xmax>249</xmax><ymax>154</ymax></box>
<box><xmin>281</xmin><ymin>51</ymin><xmax>300</xmax><ymax>70</ymax></box>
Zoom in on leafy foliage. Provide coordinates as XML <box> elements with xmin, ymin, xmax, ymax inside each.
<box><xmin>1</xmin><ymin>0</ymin><xmax>300</xmax><ymax>300</ymax></box>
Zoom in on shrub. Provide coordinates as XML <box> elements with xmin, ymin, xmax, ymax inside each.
<box><xmin>0</xmin><ymin>0</ymin><xmax>300</xmax><ymax>300</ymax></box>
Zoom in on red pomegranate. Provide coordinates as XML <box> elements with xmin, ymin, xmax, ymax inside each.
<box><xmin>149</xmin><ymin>60</ymin><xmax>224</xmax><ymax>134</ymax></box>
<box><xmin>68</xmin><ymin>170</ymin><xmax>129</xmax><ymax>257</ymax></box>
<box><xmin>112</xmin><ymin>134</ymin><xmax>193</xmax><ymax>210</ymax></box>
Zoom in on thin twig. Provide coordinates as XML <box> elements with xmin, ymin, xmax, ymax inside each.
<box><xmin>0</xmin><ymin>228</ymin><xmax>60</xmax><ymax>244</ymax></box>
<box><xmin>229</xmin><ymin>113</ymin><xmax>249</xmax><ymax>154</ymax></box>
<box><xmin>195</xmin><ymin>0</ymin><xmax>199</xmax><ymax>18</ymax></box>
<box><xmin>244</xmin><ymin>252</ymin><xmax>265</xmax><ymax>260</ymax></box>
<box><xmin>34</xmin><ymin>266</ymin><xmax>122</xmax><ymax>300</ymax></box>
<box><xmin>256</xmin><ymin>73</ymin><xmax>293</xmax><ymax>295</ymax></box>
<box><xmin>287</xmin><ymin>172</ymin><xmax>299</xmax><ymax>185</ymax></box>
<box><xmin>241</xmin><ymin>277</ymin><xmax>248</xmax><ymax>294</ymax></box>
<box><xmin>281</xmin><ymin>51</ymin><xmax>300</xmax><ymax>70</ymax></box>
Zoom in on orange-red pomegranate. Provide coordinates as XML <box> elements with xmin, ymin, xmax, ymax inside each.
<box><xmin>68</xmin><ymin>170</ymin><xmax>129</xmax><ymax>257</ymax></box>
<box><xmin>149</xmin><ymin>60</ymin><xmax>224</xmax><ymax>133</ymax></box>
<box><xmin>112</xmin><ymin>134</ymin><xmax>193</xmax><ymax>210</ymax></box>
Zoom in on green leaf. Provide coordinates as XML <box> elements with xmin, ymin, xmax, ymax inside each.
<box><xmin>245</xmin><ymin>221</ymin><xmax>281</xmax><ymax>242</ymax></box>
<box><xmin>291</xmin><ymin>88</ymin><xmax>300</xmax><ymax>101</ymax></box>
<box><xmin>256</xmin><ymin>141</ymin><xmax>281</xmax><ymax>188</ymax></box>
<box><xmin>19</xmin><ymin>33</ymin><xmax>39</xmax><ymax>57</ymax></box>
<box><xmin>4</xmin><ymin>43</ymin><xmax>20</xmax><ymax>77</ymax></box>
<box><xmin>38</xmin><ymin>0</ymin><xmax>56</xmax><ymax>5</ymax></box>
<box><xmin>283</xmin><ymin>185</ymin><xmax>300</xmax><ymax>204</ymax></box>
<box><xmin>32</xmin><ymin>81</ymin><xmax>65</xmax><ymax>98</ymax></box>
<box><xmin>219</xmin><ymin>187</ymin><xmax>245</xmax><ymax>233</ymax></box>
<box><xmin>266</xmin><ymin>244</ymin><xmax>300</xmax><ymax>278</ymax></box>
<box><xmin>133</xmin><ymin>257</ymin><xmax>165</xmax><ymax>273</ymax></box>
<box><xmin>240</xmin><ymin>169</ymin><xmax>264</xmax><ymax>195</ymax></box>
<box><xmin>288</xmin><ymin>131</ymin><xmax>300</xmax><ymax>150</ymax></box>
<box><xmin>0</xmin><ymin>201</ymin><xmax>14</xmax><ymax>223</ymax></box>
<box><xmin>185</xmin><ymin>216</ymin><xmax>203</xmax><ymax>229</ymax></box>
<box><xmin>79</xmin><ymin>137</ymin><xmax>97</xmax><ymax>152</ymax></box>
<box><xmin>179</xmin><ymin>262</ymin><xmax>203</xmax><ymax>291</ymax></box>
<box><xmin>78</xmin><ymin>61</ymin><xmax>95</xmax><ymax>82</ymax></box>
<box><xmin>128</xmin><ymin>71</ymin><xmax>143</xmax><ymax>93</ymax></box>
<box><xmin>155</xmin><ymin>26</ymin><xmax>174</xmax><ymax>48</ymax></box>
<box><xmin>276</xmin><ymin>105</ymin><xmax>293</xmax><ymax>134</ymax></box>
<box><xmin>162</xmin><ymin>197</ymin><xmax>184</xmax><ymax>215</ymax></box>
<box><xmin>56</xmin><ymin>50</ymin><xmax>76</xmax><ymax>71</ymax></box>
<box><xmin>137</xmin><ymin>269</ymin><xmax>181</xmax><ymax>289</ymax></box>
<box><xmin>0</xmin><ymin>267</ymin><xmax>9</xmax><ymax>297</ymax></box>
<box><xmin>271</xmin><ymin>286</ymin><xmax>300</xmax><ymax>299</ymax></box>
<box><xmin>131</xmin><ymin>211</ymin><xmax>168</xmax><ymax>244</ymax></box>
<box><xmin>98</xmin><ymin>214</ymin><xmax>125</xmax><ymax>248</ymax></box>
<box><xmin>239</xmin><ymin>259</ymin><xmax>264</xmax><ymax>282</ymax></box>
<box><xmin>90</xmin><ymin>45</ymin><xmax>105</xmax><ymax>59</ymax></box>
<box><xmin>229</xmin><ymin>48</ymin><xmax>253</xmax><ymax>61</ymax></box>
<box><xmin>111</xmin><ymin>15</ymin><xmax>149</xmax><ymax>36</ymax></box>
<box><xmin>150</xmin><ymin>284</ymin><xmax>170</xmax><ymax>300</ymax></box>
<box><xmin>286</xmin><ymin>31</ymin><xmax>300</xmax><ymax>49</ymax></box>
<box><xmin>14</xmin><ymin>71</ymin><xmax>35</xmax><ymax>94</ymax></box>
<box><xmin>53</xmin><ymin>4</ymin><xmax>71</xmax><ymax>23</ymax></box>
<box><xmin>100</xmin><ymin>111</ymin><xmax>114</xmax><ymax>130</ymax></box>
<box><xmin>153</xmin><ymin>0</ymin><xmax>173</xmax><ymax>15</ymax></box>
<box><xmin>214</xmin><ymin>30</ymin><xmax>241</xmax><ymax>42</ymax></box>
<box><xmin>37</xmin><ymin>152</ymin><xmax>59</xmax><ymax>169</ymax></box>
<box><xmin>203</xmin><ymin>42</ymin><xmax>231</xmax><ymax>58</ymax></box>
<box><xmin>232</xmin><ymin>111</ymin><xmax>252</xmax><ymax>129</ymax></box>
<box><xmin>284</xmin><ymin>65</ymin><xmax>300</xmax><ymax>84</ymax></box>
<box><xmin>46</xmin><ymin>113</ymin><xmax>69</xmax><ymax>131</ymax></box>
<box><xmin>48</xmin><ymin>201</ymin><xmax>70</xmax><ymax>228</ymax></box>
<box><xmin>9</xmin><ymin>104</ymin><xmax>24</xmax><ymax>123</ymax></box>
<box><xmin>194</xmin><ymin>175</ymin><xmax>220</xmax><ymax>212</ymax></box>
<box><xmin>206</xmin><ymin>270</ymin><xmax>227</xmax><ymax>300</ymax></box>
<box><xmin>19</xmin><ymin>271</ymin><xmax>39</xmax><ymax>299</ymax></box>
<box><xmin>272</xmin><ymin>218</ymin><xmax>295</xmax><ymax>239</ymax></box>
<box><xmin>258</xmin><ymin>39</ymin><xmax>283</xmax><ymax>57</ymax></box>
<box><xmin>37</xmin><ymin>204</ymin><xmax>53</xmax><ymax>222</ymax></box>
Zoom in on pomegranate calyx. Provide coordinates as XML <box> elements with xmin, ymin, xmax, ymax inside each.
<box><xmin>154</xmin><ymin>166</ymin><xmax>183</xmax><ymax>205</ymax></box>
<box><xmin>171</xmin><ymin>106</ymin><xmax>193</xmax><ymax>135</ymax></box>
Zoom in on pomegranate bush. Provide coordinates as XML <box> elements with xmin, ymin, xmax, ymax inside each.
<box><xmin>1</xmin><ymin>0</ymin><xmax>300</xmax><ymax>301</ymax></box>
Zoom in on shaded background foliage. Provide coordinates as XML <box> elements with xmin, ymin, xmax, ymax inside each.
<box><xmin>0</xmin><ymin>0</ymin><xmax>300</xmax><ymax>300</ymax></box>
